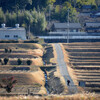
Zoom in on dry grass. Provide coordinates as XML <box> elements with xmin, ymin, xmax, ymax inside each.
<box><xmin>31</xmin><ymin>57</ymin><xmax>43</xmax><ymax>66</ymax></box>
<box><xmin>0</xmin><ymin>71</ymin><xmax>44</xmax><ymax>86</ymax></box>
<box><xmin>0</xmin><ymin>93</ymin><xmax>100</xmax><ymax>100</ymax></box>
<box><xmin>63</xmin><ymin>42</ymin><xmax>100</xmax><ymax>92</ymax></box>
<box><xmin>0</xmin><ymin>43</ymin><xmax>43</xmax><ymax>50</ymax></box>
<box><xmin>28</xmin><ymin>49</ymin><xmax>43</xmax><ymax>57</ymax></box>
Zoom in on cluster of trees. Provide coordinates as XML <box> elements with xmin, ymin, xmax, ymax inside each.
<box><xmin>76</xmin><ymin>0</ymin><xmax>97</xmax><ymax>8</ymax></box>
<box><xmin>0</xmin><ymin>8</ymin><xmax>47</xmax><ymax>35</ymax></box>
<box><xmin>0</xmin><ymin>76</ymin><xmax>17</xmax><ymax>93</ymax></box>
<box><xmin>17</xmin><ymin>59</ymin><xmax>32</xmax><ymax>65</ymax></box>
<box><xmin>0</xmin><ymin>58</ymin><xmax>9</xmax><ymax>65</ymax></box>
<box><xmin>52</xmin><ymin>1</ymin><xmax>79</xmax><ymax>22</ymax></box>
<box><xmin>0</xmin><ymin>0</ymin><xmax>100</xmax><ymax>35</ymax></box>
<box><xmin>0</xmin><ymin>0</ymin><xmax>56</xmax><ymax>12</ymax></box>
<box><xmin>0</xmin><ymin>58</ymin><xmax>32</xmax><ymax>65</ymax></box>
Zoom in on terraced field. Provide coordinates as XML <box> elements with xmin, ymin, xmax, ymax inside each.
<box><xmin>63</xmin><ymin>42</ymin><xmax>100</xmax><ymax>93</ymax></box>
<box><xmin>0</xmin><ymin>43</ymin><xmax>45</xmax><ymax>95</ymax></box>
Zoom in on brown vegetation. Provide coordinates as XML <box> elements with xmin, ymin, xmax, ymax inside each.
<box><xmin>63</xmin><ymin>42</ymin><xmax>100</xmax><ymax>93</ymax></box>
<box><xmin>0</xmin><ymin>93</ymin><xmax>100</xmax><ymax>100</ymax></box>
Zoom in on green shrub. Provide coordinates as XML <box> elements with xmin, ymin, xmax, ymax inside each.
<box><xmin>5</xmin><ymin>48</ymin><xmax>8</xmax><ymax>53</ymax></box>
<box><xmin>26</xmin><ymin>60</ymin><xmax>32</xmax><ymax>65</ymax></box>
<box><xmin>4</xmin><ymin>58</ymin><xmax>9</xmax><ymax>65</ymax></box>
<box><xmin>17</xmin><ymin>59</ymin><xmax>22</xmax><ymax>65</ymax></box>
<box><xmin>9</xmin><ymin>49</ymin><xmax>12</xmax><ymax>53</ymax></box>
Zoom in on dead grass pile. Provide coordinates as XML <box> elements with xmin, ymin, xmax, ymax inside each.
<box><xmin>32</xmin><ymin>58</ymin><xmax>43</xmax><ymax>66</ymax></box>
<box><xmin>0</xmin><ymin>92</ymin><xmax>100</xmax><ymax>100</ymax></box>
<box><xmin>0</xmin><ymin>72</ymin><xmax>44</xmax><ymax>86</ymax></box>
<box><xmin>28</xmin><ymin>49</ymin><xmax>43</xmax><ymax>57</ymax></box>
<box><xmin>63</xmin><ymin>42</ymin><xmax>100</xmax><ymax>92</ymax></box>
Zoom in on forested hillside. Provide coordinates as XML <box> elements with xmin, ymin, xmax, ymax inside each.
<box><xmin>0</xmin><ymin>0</ymin><xmax>99</xmax><ymax>36</ymax></box>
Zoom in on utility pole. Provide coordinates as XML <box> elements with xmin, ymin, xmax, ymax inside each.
<box><xmin>67</xmin><ymin>8</ymin><xmax>69</xmax><ymax>43</ymax></box>
<box><xmin>74</xmin><ymin>0</ymin><xmax>76</xmax><ymax>8</ymax></box>
<box><xmin>29</xmin><ymin>24</ymin><xmax>30</xmax><ymax>39</ymax></box>
<box><xmin>49</xmin><ymin>4</ymin><xmax>51</xmax><ymax>32</ymax></box>
<box><xmin>49</xmin><ymin>5</ymin><xmax>51</xmax><ymax>25</ymax></box>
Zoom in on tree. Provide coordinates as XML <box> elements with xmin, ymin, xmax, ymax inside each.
<box><xmin>0</xmin><ymin>58</ymin><xmax>2</xmax><ymax>64</ymax></box>
<box><xmin>95</xmin><ymin>0</ymin><xmax>100</xmax><ymax>6</ymax></box>
<box><xmin>0</xmin><ymin>76</ymin><xmax>17</xmax><ymax>93</ymax></box>
<box><xmin>5</xmin><ymin>48</ymin><xmax>8</xmax><ymax>53</ymax></box>
<box><xmin>26</xmin><ymin>60</ymin><xmax>32</xmax><ymax>65</ymax></box>
<box><xmin>9</xmin><ymin>49</ymin><xmax>12</xmax><ymax>53</ymax></box>
<box><xmin>52</xmin><ymin>2</ymin><xmax>79</xmax><ymax>22</ymax></box>
<box><xmin>17</xmin><ymin>59</ymin><xmax>22</xmax><ymax>65</ymax></box>
<box><xmin>4</xmin><ymin>58</ymin><xmax>9</xmax><ymax>65</ymax></box>
<box><xmin>76</xmin><ymin>0</ymin><xmax>96</xmax><ymax>8</ymax></box>
<box><xmin>0</xmin><ymin>8</ymin><xmax>5</xmax><ymax>24</ymax></box>
<box><xmin>31</xmin><ymin>9</ymin><xmax>47</xmax><ymax>34</ymax></box>
<box><xmin>0</xmin><ymin>0</ymin><xmax>32</xmax><ymax>11</ymax></box>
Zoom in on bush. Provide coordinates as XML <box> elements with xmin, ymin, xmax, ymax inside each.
<box><xmin>17</xmin><ymin>59</ymin><xmax>22</xmax><ymax>65</ymax></box>
<box><xmin>5</xmin><ymin>48</ymin><xmax>8</xmax><ymax>53</ymax></box>
<box><xmin>9</xmin><ymin>49</ymin><xmax>12</xmax><ymax>53</ymax></box>
<box><xmin>26</xmin><ymin>60</ymin><xmax>32</xmax><ymax>65</ymax></box>
<box><xmin>4</xmin><ymin>58</ymin><xmax>9</xmax><ymax>65</ymax></box>
<box><xmin>0</xmin><ymin>59</ymin><xmax>2</xmax><ymax>64</ymax></box>
<box><xmin>0</xmin><ymin>59</ymin><xmax>2</xmax><ymax>62</ymax></box>
<box><xmin>0</xmin><ymin>76</ymin><xmax>17</xmax><ymax>93</ymax></box>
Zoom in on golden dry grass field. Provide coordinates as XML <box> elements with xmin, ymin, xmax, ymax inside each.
<box><xmin>63</xmin><ymin>42</ymin><xmax>100</xmax><ymax>93</ymax></box>
<box><xmin>0</xmin><ymin>43</ymin><xmax>46</xmax><ymax>95</ymax></box>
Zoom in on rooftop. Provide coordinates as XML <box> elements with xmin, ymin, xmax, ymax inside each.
<box><xmin>82</xmin><ymin>5</ymin><xmax>92</xmax><ymax>9</ymax></box>
<box><xmin>0</xmin><ymin>27</ymin><xmax>25</xmax><ymax>31</ymax></box>
<box><xmin>53</xmin><ymin>23</ymin><xmax>82</xmax><ymax>29</ymax></box>
<box><xmin>85</xmin><ymin>22</ymin><xmax>100</xmax><ymax>27</ymax></box>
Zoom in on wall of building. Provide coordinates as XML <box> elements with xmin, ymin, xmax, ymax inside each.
<box><xmin>0</xmin><ymin>29</ymin><xmax>26</xmax><ymax>40</ymax></box>
<box><xmin>55</xmin><ymin>28</ymin><xmax>80</xmax><ymax>32</ymax></box>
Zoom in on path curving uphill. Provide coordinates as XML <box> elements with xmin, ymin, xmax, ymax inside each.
<box><xmin>54</xmin><ymin>43</ymin><xmax>78</xmax><ymax>94</ymax></box>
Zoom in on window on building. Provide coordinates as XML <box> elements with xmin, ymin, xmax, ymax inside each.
<box><xmin>5</xmin><ymin>35</ymin><xmax>10</xmax><ymax>38</ymax></box>
<box><xmin>14</xmin><ymin>35</ymin><xmax>18</xmax><ymax>38</ymax></box>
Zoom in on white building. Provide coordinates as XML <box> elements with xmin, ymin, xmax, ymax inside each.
<box><xmin>0</xmin><ymin>24</ymin><xmax>26</xmax><ymax>40</ymax></box>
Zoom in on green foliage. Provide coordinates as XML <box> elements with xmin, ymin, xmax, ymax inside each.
<box><xmin>31</xmin><ymin>0</ymin><xmax>56</xmax><ymax>9</ymax></box>
<box><xmin>0</xmin><ymin>9</ymin><xmax>47</xmax><ymax>35</ymax></box>
<box><xmin>0</xmin><ymin>0</ymin><xmax>32</xmax><ymax>11</ymax></box>
<box><xmin>52</xmin><ymin>2</ymin><xmax>79</xmax><ymax>22</ymax></box>
<box><xmin>0</xmin><ymin>8</ymin><xmax>5</xmax><ymax>23</ymax></box>
<box><xmin>76</xmin><ymin>0</ymin><xmax>96</xmax><ymax>8</ymax></box>
<box><xmin>0</xmin><ymin>0</ymin><xmax>99</xmax><ymax>35</ymax></box>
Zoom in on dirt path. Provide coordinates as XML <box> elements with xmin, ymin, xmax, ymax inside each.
<box><xmin>54</xmin><ymin>43</ymin><xmax>78</xmax><ymax>94</ymax></box>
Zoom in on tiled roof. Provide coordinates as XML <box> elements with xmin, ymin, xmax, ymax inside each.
<box><xmin>85</xmin><ymin>23</ymin><xmax>100</xmax><ymax>27</ymax></box>
<box><xmin>0</xmin><ymin>27</ymin><xmax>25</xmax><ymax>30</ymax></box>
<box><xmin>82</xmin><ymin>5</ymin><xmax>92</xmax><ymax>9</ymax></box>
<box><xmin>53</xmin><ymin>23</ymin><xmax>82</xmax><ymax>29</ymax></box>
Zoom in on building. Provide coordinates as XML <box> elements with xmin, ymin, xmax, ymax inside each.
<box><xmin>84</xmin><ymin>22</ymin><xmax>100</xmax><ymax>33</ymax></box>
<box><xmin>0</xmin><ymin>24</ymin><xmax>26</xmax><ymax>40</ymax></box>
<box><xmin>52</xmin><ymin>23</ymin><xmax>82</xmax><ymax>32</ymax></box>
<box><xmin>82</xmin><ymin>5</ymin><xmax>92</xmax><ymax>12</ymax></box>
